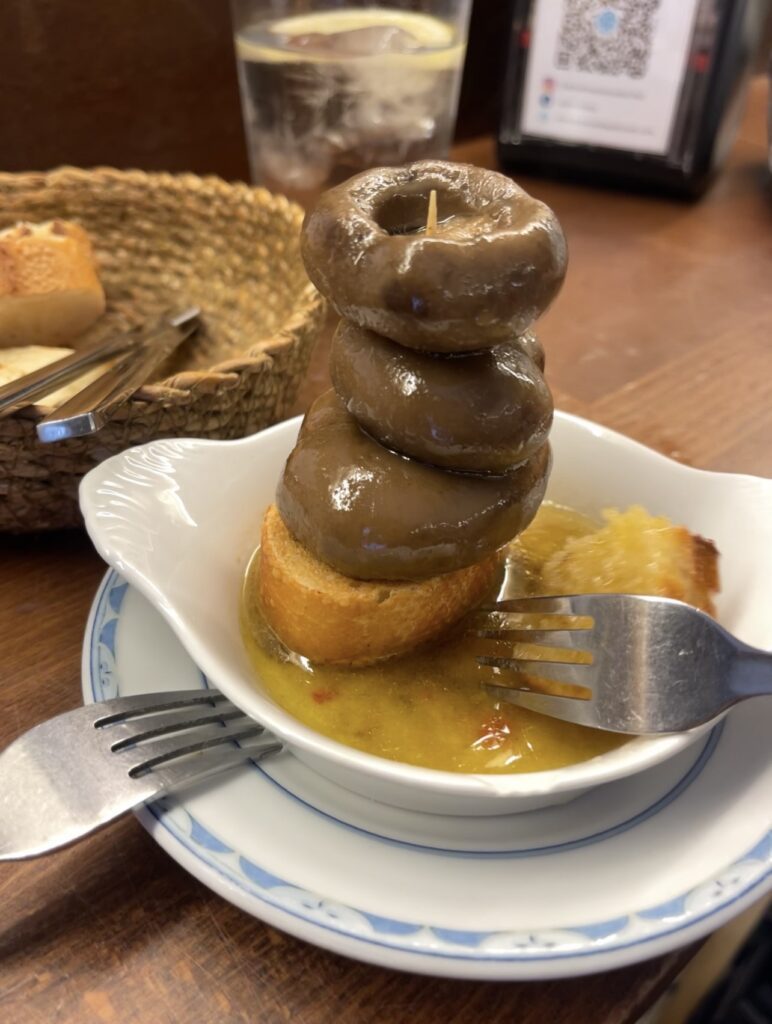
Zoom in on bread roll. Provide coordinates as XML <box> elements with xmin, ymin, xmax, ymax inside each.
<box><xmin>256</xmin><ymin>504</ymin><xmax>502</xmax><ymax>665</ymax></box>
<box><xmin>0</xmin><ymin>220</ymin><xmax>105</xmax><ymax>348</ymax></box>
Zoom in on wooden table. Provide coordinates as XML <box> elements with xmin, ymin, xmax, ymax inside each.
<box><xmin>1</xmin><ymin>78</ymin><xmax>769</xmax><ymax>1024</ymax></box>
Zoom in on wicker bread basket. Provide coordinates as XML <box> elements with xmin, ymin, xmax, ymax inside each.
<box><xmin>0</xmin><ymin>167</ymin><xmax>326</xmax><ymax>532</ymax></box>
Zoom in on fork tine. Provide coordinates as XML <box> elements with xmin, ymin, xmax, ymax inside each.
<box><xmin>109</xmin><ymin>707</ymin><xmax>247</xmax><ymax>751</ymax></box>
<box><xmin>483</xmin><ymin>686</ymin><xmax>601</xmax><ymax>729</ymax></box>
<box><xmin>151</xmin><ymin>734</ymin><xmax>283</xmax><ymax>794</ymax></box>
<box><xmin>119</xmin><ymin>720</ymin><xmax>266</xmax><ymax>777</ymax></box>
<box><xmin>475</xmin><ymin>628</ymin><xmax>593</xmax><ymax>646</ymax></box>
<box><xmin>480</xmin><ymin>596</ymin><xmax>579</xmax><ymax>614</ymax></box>
<box><xmin>476</xmin><ymin>642</ymin><xmax>592</xmax><ymax>666</ymax></box>
<box><xmin>478</xmin><ymin>651</ymin><xmax>594</xmax><ymax>672</ymax></box>
<box><xmin>478</xmin><ymin>656</ymin><xmax>597</xmax><ymax>694</ymax></box>
<box><xmin>471</xmin><ymin>614</ymin><xmax>593</xmax><ymax>635</ymax></box>
<box><xmin>94</xmin><ymin>689</ymin><xmax>232</xmax><ymax>727</ymax></box>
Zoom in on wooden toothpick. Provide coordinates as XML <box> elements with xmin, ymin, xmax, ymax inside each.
<box><xmin>426</xmin><ymin>189</ymin><xmax>438</xmax><ymax>235</ymax></box>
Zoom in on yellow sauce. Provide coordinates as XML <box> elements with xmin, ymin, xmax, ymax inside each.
<box><xmin>241</xmin><ymin>503</ymin><xmax>627</xmax><ymax>774</ymax></box>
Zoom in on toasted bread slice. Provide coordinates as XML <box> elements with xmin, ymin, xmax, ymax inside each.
<box><xmin>542</xmin><ymin>505</ymin><xmax>719</xmax><ymax>615</ymax></box>
<box><xmin>0</xmin><ymin>220</ymin><xmax>105</xmax><ymax>348</ymax></box>
<box><xmin>257</xmin><ymin>504</ymin><xmax>502</xmax><ymax>665</ymax></box>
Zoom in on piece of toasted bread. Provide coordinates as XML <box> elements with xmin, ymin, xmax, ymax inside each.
<box><xmin>257</xmin><ymin>504</ymin><xmax>502</xmax><ymax>665</ymax></box>
<box><xmin>542</xmin><ymin>505</ymin><xmax>719</xmax><ymax>615</ymax></box>
<box><xmin>0</xmin><ymin>220</ymin><xmax>105</xmax><ymax>348</ymax></box>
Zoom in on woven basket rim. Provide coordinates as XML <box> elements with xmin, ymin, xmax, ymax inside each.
<box><xmin>0</xmin><ymin>164</ymin><xmax>296</xmax><ymax>210</ymax></box>
<box><xmin>0</xmin><ymin>165</ymin><xmax>324</xmax><ymax>414</ymax></box>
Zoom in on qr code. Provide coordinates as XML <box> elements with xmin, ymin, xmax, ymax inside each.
<box><xmin>555</xmin><ymin>1</ymin><xmax>661</xmax><ymax>79</ymax></box>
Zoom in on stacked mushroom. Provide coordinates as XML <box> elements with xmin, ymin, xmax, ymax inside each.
<box><xmin>261</xmin><ymin>161</ymin><xmax>567</xmax><ymax>663</ymax></box>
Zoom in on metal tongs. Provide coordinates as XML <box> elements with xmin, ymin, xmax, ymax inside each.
<box><xmin>0</xmin><ymin>307</ymin><xmax>200</xmax><ymax>441</ymax></box>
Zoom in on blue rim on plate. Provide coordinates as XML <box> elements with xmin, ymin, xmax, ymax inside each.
<box><xmin>84</xmin><ymin>570</ymin><xmax>772</xmax><ymax>971</ymax></box>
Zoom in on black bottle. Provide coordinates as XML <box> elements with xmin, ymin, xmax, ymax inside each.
<box><xmin>498</xmin><ymin>0</ymin><xmax>767</xmax><ymax>197</ymax></box>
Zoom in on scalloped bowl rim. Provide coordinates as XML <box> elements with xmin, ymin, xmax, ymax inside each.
<box><xmin>79</xmin><ymin>411</ymin><xmax>772</xmax><ymax>809</ymax></box>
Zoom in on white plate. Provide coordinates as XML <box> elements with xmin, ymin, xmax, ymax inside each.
<box><xmin>82</xmin><ymin>570</ymin><xmax>772</xmax><ymax>980</ymax></box>
<box><xmin>79</xmin><ymin>412</ymin><xmax>772</xmax><ymax>815</ymax></box>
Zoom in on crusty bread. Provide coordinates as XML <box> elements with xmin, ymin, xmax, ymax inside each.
<box><xmin>542</xmin><ymin>506</ymin><xmax>719</xmax><ymax>616</ymax></box>
<box><xmin>0</xmin><ymin>220</ymin><xmax>105</xmax><ymax>348</ymax></box>
<box><xmin>257</xmin><ymin>504</ymin><xmax>502</xmax><ymax>665</ymax></box>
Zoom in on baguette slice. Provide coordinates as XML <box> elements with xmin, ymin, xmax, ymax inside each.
<box><xmin>257</xmin><ymin>504</ymin><xmax>502</xmax><ymax>665</ymax></box>
<box><xmin>0</xmin><ymin>220</ymin><xmax>105</xmax><ymax>348</ymax></box>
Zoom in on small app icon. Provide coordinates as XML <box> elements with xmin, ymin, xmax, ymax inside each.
<box><xmin>593</xmin><ymin>7</ymin><xmax>619</xmax><ymax>38</ymax></box>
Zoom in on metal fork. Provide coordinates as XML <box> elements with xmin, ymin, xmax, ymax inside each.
<box><xmin>471</xmin><ymin>595</ymin><xmax>772</xmax><ymax>735</ymax></box>
<box><xmin>0</xmin><ymin>689</ymin><xmax>281</xmax><ymax>860</ymax></box>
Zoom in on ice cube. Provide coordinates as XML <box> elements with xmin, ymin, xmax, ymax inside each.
<box><xmin>283</xmin><ymin>25</ymin><xmax>421</xmax><ymax>57</ymax></box>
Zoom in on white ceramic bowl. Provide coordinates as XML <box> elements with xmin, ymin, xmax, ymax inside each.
<box><xmin>79</xmin><ymin>413</ymin><xmax>772</xmax><ymax>816</ymax></box>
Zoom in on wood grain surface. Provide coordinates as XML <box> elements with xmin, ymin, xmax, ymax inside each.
<box><xmin>0</xmin><ymin>77</ymin><xmax>770</xmax><ymax>1024</ymax></box>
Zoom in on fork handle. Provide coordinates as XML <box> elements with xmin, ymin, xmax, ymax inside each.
<box><xmin>730</xmin><ymin>642</ymin><xmax>772</xmax><ymax>700</ymax></box>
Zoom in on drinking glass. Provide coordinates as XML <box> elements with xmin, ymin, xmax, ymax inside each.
<box><xmin>230</xmin><ymin>0</ymin><xmax>472</xmax><ymax>205</ymax></box>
